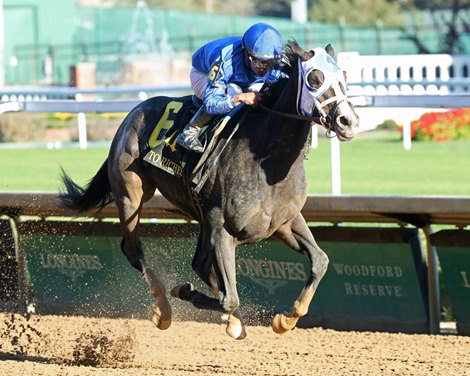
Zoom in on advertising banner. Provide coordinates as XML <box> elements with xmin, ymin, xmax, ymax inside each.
<box><xmin>433</xmin><ymin>230</ymin><xmax>470</xmax><ymax>335</ymax></box>
<box><xmin>22</xmin><ymin>223</ymin><xmax>428</xmax><ymax>332</ymax></box>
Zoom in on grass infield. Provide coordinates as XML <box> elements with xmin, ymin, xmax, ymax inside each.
<box><xmin>0</xmin><ymin>131</ymin><xmax>468</xmax><ymax>195</ymax></box>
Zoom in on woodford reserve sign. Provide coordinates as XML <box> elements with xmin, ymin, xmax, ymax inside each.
<box><xmin>22</xmin><ymin>225</ymin><xmax>428</xmax><ymax>332</ymax></box>
<box><xmin>234</xmin><ymin>227</ymin><xmax>428</xmax><ymax>333</ymax></box>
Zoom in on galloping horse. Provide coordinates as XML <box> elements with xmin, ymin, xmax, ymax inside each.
<box><xmin>59</xmin><ymin>40</ymin><xmax>359</xmax><ymax>339</ymax></box>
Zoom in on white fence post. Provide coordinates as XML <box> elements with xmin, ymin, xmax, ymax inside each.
<box><xmin>330</xmin><ymin>136</ymin><xmax>341</xmax><ymax>195</ymax></box>
<box><xmin>77</xmin><ymin>112</ymin><xmax>87</xmax><ymax>150</ymax></box>
<box><xmin>75</xmin><ymin>94</ymin><xmax>88</xmax><ymax>150</ymax></box>
<box><xmin>403</xmin><ymin>122</ymin><xmax>412</xmax><ymax>150</ymax></box>
<box><xmin>311</xmin><ymin>124</ymin><xmax>318</xmax><ymax>149</ymax></box>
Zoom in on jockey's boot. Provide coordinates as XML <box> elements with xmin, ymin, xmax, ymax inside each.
<box><xmin>176</xmin><ymin>110</ymin><xmax>212</xmax><ymax>153</ymax></box>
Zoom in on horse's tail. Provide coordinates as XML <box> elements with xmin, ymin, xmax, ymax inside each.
<box><xmin>58</xmin><ymin>159</ymin><xmax>113</xmax><ymax>214</ymax></box>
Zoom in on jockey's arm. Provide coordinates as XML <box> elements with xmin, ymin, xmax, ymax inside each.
<box><xmin>203</xmin><ymin>59</ymin><xmax>261</xmax><ymax>114</ymax></box>
<box><xmin>203</xmin><ymin>84</ymin><xmax>238</xmax><ymax>114</ymax></box>
<box><xmin>202</xmin><ymin>59</ymin><xmax>284</xmax><ymax>115</ymax></box>
<box><xmin>234</xmin><ymin>92</ymin><xmax>261</xmax><ymax>107</ymax></box>
<box><xmin>203</xmin><ymin>85</ymin><xmax>262</xmax><ymax>115</ymax></box>
<box><xmin>231</xmin><ymin>68</ymin><xmax>286</xmax><ymax>107</ymax></box>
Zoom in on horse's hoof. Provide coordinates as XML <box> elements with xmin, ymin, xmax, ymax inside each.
<box><xmin>170</xmin><ymin>282</ymin><xmax>194</xmax><ymax>299</ymax></box>
<box><xmin>226</xmin><ymin>325</ymin><xmax>247</xmax><ymax>340</ymax></box>
<box><xmin>151</xmin><ymin>305</ymin><xmax>171</xmax><ymax>330</ymax></box>
<box><xmin>272</xmin><ymin>313</ymin><xmax>298</xmax><ymax>334</ymax></box>
<box><xmin>225</xmin><ymin>322</ymin><xmax>246</xmax><ymax>339</ymax></box>
<box><xmin>226</xmin><ymin>317</ymin><xmax>247</xmax><ymax>340</ymax></box>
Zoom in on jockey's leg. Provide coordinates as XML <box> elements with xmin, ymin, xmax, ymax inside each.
<box><xmin>176</xmin><ymin>106</ymin><xmax>212</xmax><ymax>153</ymax></box>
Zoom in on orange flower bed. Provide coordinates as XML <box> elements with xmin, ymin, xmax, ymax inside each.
<box><xmin>408</xmin><ymin>108</ymin><xmax>470</xmax><ymax>141</ymax></box>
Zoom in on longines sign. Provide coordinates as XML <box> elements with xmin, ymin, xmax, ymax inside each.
<box><xmin>237</xmin><ymin>257</ymin><xmax>307</xmax><ymax>294</ymax></box>
<box><xmin>38</xmin><ymin>253</ymin><xmax>103</xmax><ymax>281</ymax></box>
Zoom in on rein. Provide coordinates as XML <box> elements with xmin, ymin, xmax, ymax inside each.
<box><xmin>258</xmin><ymin>103</ymin><xmax>334</xmax><ymax>134</ymax></box>
<box><xmin>259</xmin><ymin>104</ymin><xmax>321</xmax><ymax>122</ymax></box>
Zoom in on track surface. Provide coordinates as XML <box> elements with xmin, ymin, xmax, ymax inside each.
<box><xmin>1</xmin><ymin>313</ymin><xmax>469</xmax><ymax>376</ymax></box>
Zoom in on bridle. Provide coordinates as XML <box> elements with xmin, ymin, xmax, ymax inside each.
<box><xmin>259</xmin><ymin>48</ymin><xmax>349</xmax><ymax>137</ymax></box>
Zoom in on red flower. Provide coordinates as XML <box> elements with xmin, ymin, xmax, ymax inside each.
<box><xmin>409</xmin><ymin>108</ymin><xmax>470</xmax><ymax>142</ymax></box>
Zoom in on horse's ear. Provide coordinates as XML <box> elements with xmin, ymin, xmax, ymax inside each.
<box><xmin>325</xmin><ymin>44</ymin><xmax>335</xmax><ymax>58</ymax></box>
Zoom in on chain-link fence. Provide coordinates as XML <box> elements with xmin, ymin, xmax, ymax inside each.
<box><xmin>3</xmin><ymin>5</ymin><xmax>468</xmax><ymax>86</ymax></box>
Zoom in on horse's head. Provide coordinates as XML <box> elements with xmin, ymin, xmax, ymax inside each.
<box><xmin>285</xmin><ymin>41</ymin><xmax>360</xmax><ymax>141</ymax></box>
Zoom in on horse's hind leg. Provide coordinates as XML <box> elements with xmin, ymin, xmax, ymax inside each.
<box><xmin>271</xmin><ymin>214</ymin><xmax>329</xmax><ymax>334</ymax></box>
<box><xmin>111</xmin><ymin>167</ymin><xmax>171</xmax><ymax>330</ymax></box>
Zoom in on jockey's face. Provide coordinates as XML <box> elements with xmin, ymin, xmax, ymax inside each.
<box><xmin>246</xmin><ymin>53</ymin><xmax>278</xmax><ymax>77</ymax></box>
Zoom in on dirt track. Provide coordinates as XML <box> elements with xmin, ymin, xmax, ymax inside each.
<box><xmin>1</xmin><ymin>312</ymin><xmax>469</xmax><ymax>376</ymax></box>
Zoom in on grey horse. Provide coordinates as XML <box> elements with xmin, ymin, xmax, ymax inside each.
<box><xmin>59</xmin><ymin>40</ymin><xmax>360</xmax><ymax>339</ymax></box>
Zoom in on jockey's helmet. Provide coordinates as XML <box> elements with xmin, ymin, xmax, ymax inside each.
<box><xmin>242</xmin><ymin>23</ymin><xmax>283</xmax><ymax>61</ymax></box>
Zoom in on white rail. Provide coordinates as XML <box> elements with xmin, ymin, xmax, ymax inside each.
<box><xmin>337</xmin><ymin>52</ymin><xmax>470</xmax><ymax>95</ymax></box>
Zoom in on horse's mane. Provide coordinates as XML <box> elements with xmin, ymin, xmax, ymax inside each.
<box><xmin>283</xmin><ymin>39</ymin><xmax>313</xmax><ymax>67</ymax></box>
<box><xmin>259</xmin><ymin>40</ymin><xmax>309</xmax><ymax>106</ymax></box>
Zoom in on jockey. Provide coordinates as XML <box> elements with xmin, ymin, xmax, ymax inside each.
<box><xmin>176</xmin><ymin>22</ymin><xmax>285</xmax><ymax>153</ymax></box>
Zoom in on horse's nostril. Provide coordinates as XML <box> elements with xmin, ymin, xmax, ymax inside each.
<box><xmin>337</xmin><ymin>115</ymin><xmax>351</xmax><ymax>127</ymax></box>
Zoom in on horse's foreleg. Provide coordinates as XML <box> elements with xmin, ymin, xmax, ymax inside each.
<box><xmin>170</xmin><ymin>283</ymin><xmax>246</xmax><ymax>339</ymax></box>
<box><xmin>271</xmin><ymin>214</ymin><xmax>328</xmax><ymax>334</ymax></box>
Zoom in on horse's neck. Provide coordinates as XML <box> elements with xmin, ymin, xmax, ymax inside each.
<box><xmin>245</xmin><ymin>72</ymin><xmax>310</xmax><ymax>184</ymax></box>
<box><xmin>267</xmin><ymin>69</ymin><xmax>311</xmax><ymax>156</ymax></box>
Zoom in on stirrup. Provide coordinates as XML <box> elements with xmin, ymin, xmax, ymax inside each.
<box><xmin>176</xmin><ymin>132</ymin><xmax>204</xmax><ymax>153</ymax></box>
<box><xmin>178</xmin><ymin>140</ymin><xmax>204</xmax><ymax>153</ymax></box>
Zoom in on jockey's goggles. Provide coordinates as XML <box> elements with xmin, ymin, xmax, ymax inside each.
<box><xmin>248</xmin><ymin>54</ymin><xmax>279</xmax><ymax>70</ymax></box>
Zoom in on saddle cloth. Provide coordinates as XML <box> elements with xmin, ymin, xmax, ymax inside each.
<box><xmin>143</xmin><ymin>100</ymin><xmax>243</xmax><ymax>190</ymax></box>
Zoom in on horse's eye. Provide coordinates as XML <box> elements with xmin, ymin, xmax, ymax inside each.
<box><xmin>306</xmin><ymin>69</ymin><xmax>323</xmax><ymax>90</ymax></box>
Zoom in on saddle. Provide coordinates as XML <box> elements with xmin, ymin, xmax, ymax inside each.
<box><xmin>143</xmin><ymin>98</ymin><xmax>243</xmax><ymax>193</ymax></box>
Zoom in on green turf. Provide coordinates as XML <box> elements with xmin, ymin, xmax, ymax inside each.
<box><xmin>0</xmin><ymin>146</ymin><xmax>109</xmax><ymax>192</ymax></box>
<box><xmin>306</xmin><ymin>132</ymin><xmax>470</xmax><ymax>195</ymax></box>
<box><xmin>0</xmin><ymin>132</ymin><xmax>469</xmax><ymax>195</ymax></box>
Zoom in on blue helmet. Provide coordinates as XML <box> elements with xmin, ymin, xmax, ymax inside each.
<box><xmin>242</xmin><ymin>23</ymin><xmax>283</xmax><ymax>61</ymax></box>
